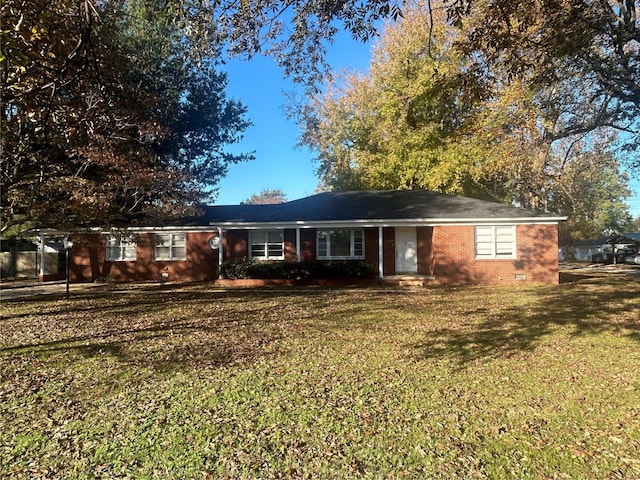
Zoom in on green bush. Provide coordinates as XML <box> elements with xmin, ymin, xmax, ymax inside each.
<box><xmin>219</xmin><ymin>259</ymin><xmax>376</xmax><ymax>280</ymax></box>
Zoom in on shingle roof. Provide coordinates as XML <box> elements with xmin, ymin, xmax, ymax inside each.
<box><xmin>178</xmin><ymin>190</ymin><xmax>564</xmax><ymax>226</ymax></box>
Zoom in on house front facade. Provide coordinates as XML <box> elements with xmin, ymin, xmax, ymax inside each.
<box><xmin>68</xmin><ymin>190</ymin><xmax>566</xmax><ymax>285</ymax></box>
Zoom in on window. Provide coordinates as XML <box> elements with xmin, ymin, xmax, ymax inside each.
<box><xmin>250</xmin><ymin>230</ymin><xmax>284</xmax><ymax>260</ymax></box>
<box><xmin>475</xmin><ymin>225</ymin><xmax>516</xmax><ymax>259</ymax></box>
<box><xmin>317</xmin><ymin>229</ymin><xmax>364</xmax><ymax>259</ymax></box>
<box><xmin>154</xmin><ymin>233</ymin><xmax>186</xmax><ymax>260</ymax></box>
<box><xmin>106</xmin><ymin>234</ymin><xmax>137</xmax><ymax>261</ymax></box>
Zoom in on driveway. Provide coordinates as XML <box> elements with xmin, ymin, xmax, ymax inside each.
<box><xmin>559</xmin><ymin>262</ymin><xmax>640</xmax><ymax>276</ymax></box>
<box><xmin>0</xmin><ymin>281</ymin><xmax>104</xmax><ymax>301</ymax></box>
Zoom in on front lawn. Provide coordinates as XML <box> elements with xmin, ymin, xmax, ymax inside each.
<box><xmin>1</xmin><ymin>277</ymin><xmax>639</xmax><ymax>479</ymax></box>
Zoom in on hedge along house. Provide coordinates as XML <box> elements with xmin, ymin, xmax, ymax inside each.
<box><xmin>68</xmin><ymin>190</ymin><xmax>566</xmax><ymax>285</ymax></box>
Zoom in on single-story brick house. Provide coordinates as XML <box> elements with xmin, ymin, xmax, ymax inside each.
<box><xmin>67</xmin><ymin>190</ymin><xmax>566</xmax><ymax>285</ymax></box>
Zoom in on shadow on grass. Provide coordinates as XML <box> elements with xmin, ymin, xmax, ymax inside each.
<box><xmin>0</xmin><ymin>286</ymin><xmax>348</xmax><ymax>373</ymax></box>
<box><xmin>2</xmin><ymin>278</ymin><xmax>638</xmax><ymax>372</ymax></box>
<box><xmin>412</xmin><ymin>276</ymin><xmax>640</xmax><ymax>366</ymax></box>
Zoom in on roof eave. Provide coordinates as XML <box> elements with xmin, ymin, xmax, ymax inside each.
<box><xmin>207</xmin><ymin>216</ymin><xmax>567</xmax><ymax>229</ymax></box>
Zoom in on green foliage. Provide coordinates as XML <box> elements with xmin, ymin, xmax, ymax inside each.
<box><xmin>298</xmin><ymin>6</ymin><xmax>493</xmax><ymax>198</ymax></box>
<box><xmin>241</xmin><ymin>189</ymin><xmax>288</xmax><ymax>205</ymax></box>
<box><xmin>297</xmin><ymin>3</ymin><xmax>634</xmax><ymax>242</ymax></box>
<box><xmin>220</xmin><ymin>259</ymin><xmax>376</xmax><ymax>280</ymax></box>
<box><xmin>1</xmin><ymin>0</ymin><xmax>252</xmax><ymax>234</ymax></box>
<box><xmin>626</xmin><ymin>214</ymin><xmax>640</xmax><ymax>233</ymax></box>
<box><xmin>550</xmin><ymin>148</ymin><xmax>632</xmax><ymax>243</ymax></box>
<box><xmin>448</xmin><ymin>0</ymin><xmax>640</xmax><ymax>152</ymax></box>
<box><xmin>1</xmin><ymin>279</ymin><xmax>639</xmax><ymax>478</ymax></box>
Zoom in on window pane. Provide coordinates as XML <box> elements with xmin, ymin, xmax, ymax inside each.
<box><xmin>476</xmin><ymin>245</ymin><xmax>493</xmax><ymax>257</ymax></box>
<box><xmin>495</xmin><ymin>244</ymin><xmax>513</xmax><ymax>256</ymax></box>
<box><xmin>252</xmin><ymin>244</ymin><xmax>266</xmax><ymax>257</ymax></box>
<box><xmin>268</xmin><ymin>244</ymin><xmax>283</xmax><ymax>257</ymax></box>
<box><xmin>495</xmin><ymin>226</ymin><xmax>513</xmax><ymax>256</ymax></box>
<box><xmin>173</xmin><ymin>233</ymin><xmax>186</xmax><ymax>247</ymax></box>
<box><xmin>172</xmin><ymin>246</ymin><xmax>186</xmax><ymax>259</ymax></box>
<box><xmin>353</xmin><ymin>230</ymin><xmax>363</xmax><ymax>257</ymax></box>
<box><xmin>123</xmin><ymin>244</ymin><xmax>137</xmax><ymax>260</ymax></box>
<box><xmin>156</xmin><ymin>234</ymin><xmax>170</xmax><ymax>247</ymax></box>
<box><xmin>107</xmin><ymin>235</ymin><xmax>137</xmax><ymax>261</ymax></box>
<box><xmin>330</xmin><ymin>230</ymin><xmax>351</xmax><ymax>257</ymax></box>
<box><xmin>155</xmin><ymin>234</ymin><xmax>170</xmax><ymax>260</ymax></box>
<box><xmin>252</xmin><ymin>231</ymin><xmax>266</xmax><ymax>244</ymax></box>
<box><xmin>268</xmin><ymin>231</ymin><xmax>283</xmax><ymax>243</ymax></box>
<box><xmin>318</xmin><ymin>232</ymin><xmax>328</xmax><ymax>257</ymax></box>
<box><xmin>155</xmin><ymin>246</ymin><xmax>171</xmax><ymax>260</ymax></box>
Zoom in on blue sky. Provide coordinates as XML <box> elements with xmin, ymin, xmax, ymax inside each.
<box><xmin>217</xmin><ymin>31</ymin><xmax>371</xmax><ymax>205</ymax></box>
<box><xmin>216</xmin><ymin>33</ymin><xmax>640</xmax><ymax>217</ymax></box>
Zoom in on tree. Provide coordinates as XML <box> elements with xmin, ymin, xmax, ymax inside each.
<box><xmin>297</xmin><ymin>6</ymin><xmax>493</xmax><ymax>197</ymax></box>
<box><xmin>297</xmin><ymin>2</ymin><xmax>633</xmax><ymax>243</ymax></box>
<box><xmin>108</xmin><ymin>0</ymin><xmax>636</xmax><ymax>133</ymax></box>
<box><xmin>1</xmin><ymin>0</ymin><xmax>253</xmax><ymax>235</ymax></box>
<box><xmin>241</xmin><ymin>189</ymin><xmax>288</xmax><ymax>205</ymax></box>
<box><xmin>626</xmin><ymin>214</ymin><xmax>640</xmax><ymax>232</ymax></box>
<box><xmin>446</xmin><ymin>0</ymin><xmax>640</xmax><ymax>153</ymax></box>
<box><xmin>546</xmin><ymin>142</ymin><xmax>632</xmax><ymax>243</ymax></box>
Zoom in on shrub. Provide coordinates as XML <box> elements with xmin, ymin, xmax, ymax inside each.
<box><xmin>219</xmin><ymin>259</ymin><xmax>376</xmax><ymax>280</ymax></box>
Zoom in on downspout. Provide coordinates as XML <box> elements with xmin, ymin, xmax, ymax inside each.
<box><xmin>296</xmin><ymin>227</ymin><xmax>301</xmax><ymax>262</ymax></box>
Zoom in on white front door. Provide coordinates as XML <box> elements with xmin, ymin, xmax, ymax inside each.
<box><xmin>395</xmin><ymin>227</ymin><xmax>417</xmax><ymax>273</ymax></box>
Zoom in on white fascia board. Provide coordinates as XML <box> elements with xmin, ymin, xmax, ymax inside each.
<box><xmin>209</xmin><ymin>216</ymin><xmax>566</xmax><ymax>229</ymax></box>
<box><xmin>33</xmin><ymin>228</ymin><xmax>73</xmax><ymax>235</ymax></box>
<box><xmin>84</xmin><ymin>226</ymin><xmax>218</xmax><ymax>234</ymax></box>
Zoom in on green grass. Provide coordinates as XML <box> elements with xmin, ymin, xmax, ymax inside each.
<box><xmin>1</xmin><ymin>276</ymin><xmax>639</xmax><ymax>479</ymax></box>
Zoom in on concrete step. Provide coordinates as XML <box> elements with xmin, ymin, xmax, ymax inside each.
<box><xmin>380</xmin><ymin>275</ymin><xmax>435</xmax><ymax>287</ymax></box>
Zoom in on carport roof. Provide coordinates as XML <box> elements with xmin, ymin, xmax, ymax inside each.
<box><xmin>174</xmin><ymin>190</ymin><xmax>565</xmax><ymax>227</ymax></box>
<box><xmin>575</xmin><ymin>233</ymin><xmax>640</xmax><ymax>246</ymax></box>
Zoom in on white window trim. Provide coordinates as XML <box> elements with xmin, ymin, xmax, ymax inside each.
<box><xmin>154</xmin><ymin>233</ymin><xmax>187</xmax><ymax>261</ymax></box>
<box><xmin>106</xmin><ymin>234</ymin><xmax>137</xmax><ymax>261</ymax></box>
<box><xmin>249</xmin><ymin>230</ymin><xmax>285</xmax><ymax>261</ymax></box>
<box><xmin>475</xmin><ymin>225</ymin><xmax>516</xmax><ymax>259</ymax></box>
<box><xmin>317</xmin><ymin>229</ymin><xmax>365</xmax><ymax>260</ymax></box>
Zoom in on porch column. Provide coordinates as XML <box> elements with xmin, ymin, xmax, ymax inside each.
<box><xmin>218</xmin><ymin>227</ymin><xmax>224</xmax><ymax>279</ymax></box>
<box><xmin>296</xmin><ymin>227</ymin><xmax>301</xmax><ymax>262</ymax></box>
<box><xmin>378</xmin><ymin>226</ymin><xmax>384</xmax><ymax>278</ymax></box>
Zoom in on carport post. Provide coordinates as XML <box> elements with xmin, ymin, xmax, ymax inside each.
<box><xmin>38</xmin><ymin>235</ymin><xmax>45</xmax><ymax>281</ymax></box>
<box><xmin>218</xmin><ymin>227</ymin><xmax>223</xmax><ymax>279</ymax></box>
<box><xmin>378</xmin><ymin>226</ymin><xmax>384</xmax><ymax>278</ymax></box>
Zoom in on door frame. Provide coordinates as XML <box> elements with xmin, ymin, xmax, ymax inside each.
<box><xmin>395</xmin><ymin>227</ymin><xmax>418</xmax><ymax>273</ymax></box>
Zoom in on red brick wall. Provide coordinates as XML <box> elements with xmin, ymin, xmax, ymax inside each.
<box><xmin>70</xmin><ymin>232</ymin><xmax>219</xmax><ymax>283</ymax></box>
<box><xmin>431</xmin><ymin>224</ymin><xmax>559</xmax><ymax>285</ymax></box>
<box><xmin>284</xmin><ymin>230</ymin><xmax>298</xmax><ymax>262</ymax></box>
<box><xmin>363</xmin><ymin>228</ymin><xmax>379</xmax><ymax>268</ymax></box>
<box><xmin>383</xmin><ymin>227</ymin><xmax>395</xmax><ymax>275</ymax></box>
<box><xmin>300</xmin><ymin>229</ymin><xmax>316</xmax><ymax>261</ymax></box>
<box><xmin>225</xmin><ymin>230</ymin><xmax>248</xmax><ymax>261</ymax></box>
<box><xmin>70</xmin><ymin>224</ymin><xmax>559</xmax><ymax>285</ymax></box>
<box><xmin>416</xmin><ymin>226</ymin><xmax>434</xmax><ymax>276</ymax></box>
